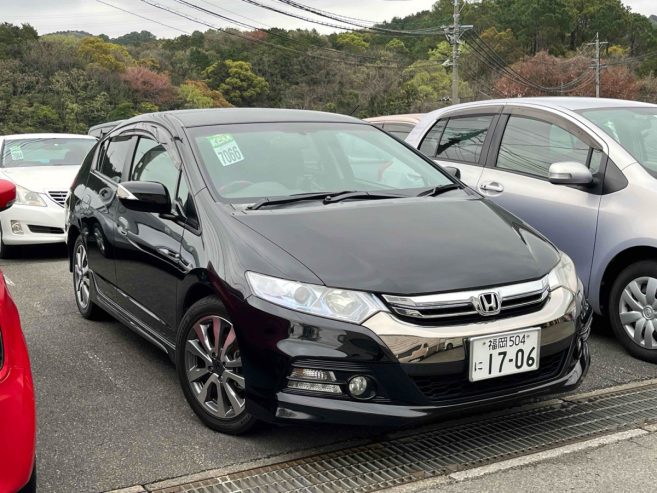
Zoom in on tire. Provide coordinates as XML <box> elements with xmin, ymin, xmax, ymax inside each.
<box><xmin>72</xmin><ymin>235</ymin><xmax>102</xmax><ymax>320</ymax></box>
<box><xmin>176</xmin><ymin>296</ymin><xmax>257</xmax><ymax>434</ymax></box>
<box><xmin>19</xmin><ymin>463</ymin><xmax>36</xmax><ymax>493</ymax></box>
<box><xmin>609</xmin><ymin>260</ymin><xmax>657</xmax><ymax>363</ymax></box>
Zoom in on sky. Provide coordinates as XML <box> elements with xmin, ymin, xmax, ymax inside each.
<box><xmin>0</xmin><ymin>0</ymin><xmax>654</xmax><ymax>39</ymax></box>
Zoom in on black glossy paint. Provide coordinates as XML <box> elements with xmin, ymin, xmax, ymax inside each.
<box><xmin>66</xmin><ymin>108</ymin><xmax>586</xmax><ymax>426</ymax></box>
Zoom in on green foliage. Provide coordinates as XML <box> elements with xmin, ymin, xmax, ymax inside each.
<box><xmin>0</xmin><ymin>0</ymin><xmax>656</xmax><ymax>134</ymax></box>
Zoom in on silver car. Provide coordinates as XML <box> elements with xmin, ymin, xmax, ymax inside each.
<box><xmin>406</xmin><ymin>97</ymin><xmax>657</xmax><ymax>362</ymax></box>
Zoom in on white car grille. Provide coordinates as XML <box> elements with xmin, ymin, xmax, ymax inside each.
<box><xmin>47</xmin><ymin>190</ymin><xmax>68</xmax><ymax>207</ymax></box>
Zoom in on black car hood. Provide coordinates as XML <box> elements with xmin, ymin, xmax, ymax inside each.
<box><xmin>234</xmin><ymin>196</ymin><xmax>559</xmax><ymax>295</ymax></box>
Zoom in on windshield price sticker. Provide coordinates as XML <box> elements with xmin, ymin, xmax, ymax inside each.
<box><xmin>208</xmin><ymin>134</ymin><xmax>244</xmax><ymax>167</ymax></box>
<box><xmin>9</xmin><ymin>145</ymin><xmax>24</xmax><ymax>160</ymax></box>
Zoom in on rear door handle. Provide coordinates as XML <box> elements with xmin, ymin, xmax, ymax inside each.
<box><xmin>479</xmin><ymin>181</ymin><xmax>504</xmax><ymax>193</ymax></box>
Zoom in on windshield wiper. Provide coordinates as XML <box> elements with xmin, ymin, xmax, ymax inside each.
<box><xmin>416</xmin><ymin>183</ymin><xmax>461</xmax><ymax>197</ymax></box>
<box><xmin>247</xmin><ymin>190</ymin><xmax>407</xmax><ymax>210</ymax></box>
<box><xmin>247</xmin><ymin>191</ymin><xmax>344</xmax><ymax>210</ymax></box>
<box><xmin>322</xmin><ymin>190</ymin><xmax>408</xmax><ymax>204</ymax></box>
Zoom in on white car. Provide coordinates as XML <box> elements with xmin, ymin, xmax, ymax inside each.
<box><xmin>0</xmin><ymin>133</ymin><xmax>96</xmax><ymax>256</ymax></box>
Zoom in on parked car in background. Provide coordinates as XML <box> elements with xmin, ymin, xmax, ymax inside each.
<box><xmin>0</xmin><ymin>133</ymin><xmax>96</xmax><ymax>257</ymax></box>
<box><xmin>88</xmin><ymin>120</ymin><xmax>124</xmax><ymax>139</ymax></box>
<box><xmin>364</xmin><ymin>113</ymin><xmax>424</xmax><ymax>140</ymax></box>
<box><xmin>407</xmin><ymin>97</ymin><xmax>657</xmax><ymax>363</ymax></box>
<box><xmin>67</xmin><ymin>108</ymin><xmax>590</xmax><ymax>435</ymax></box>
<box><xmin>0</xmin><ymin>179</ymin><xmax>37</xmax><ymax>492</ymax></box>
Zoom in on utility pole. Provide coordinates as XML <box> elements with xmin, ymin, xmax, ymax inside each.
<box><xmin>586</xmin><ymin>33</ymin><xmax>607</xmax><ymax>97</ymax></box>
<box><xmin>444</xmin><ymin>0</ymin><xmax>472</xmax><ymax>104</ymax></box>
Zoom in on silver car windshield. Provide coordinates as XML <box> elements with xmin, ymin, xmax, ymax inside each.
<box><xmin>579</xmin><ymin>107</ymin><xmax>657</xmax><ymax>177</ymax></box>
<box><xmin>188</xmin><ymin>122</ymin><xmax>452</xmax><ymax>202</ymax></box>
<box><xmin>1</xmin><ymin>137</ymin><xmax>96</xmax><ymax>168</ymax></box>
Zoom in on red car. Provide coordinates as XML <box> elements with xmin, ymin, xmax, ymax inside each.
<box><xmin>0</xmin><ymin>180</ymin><xmax>36</xmax><ymax>493</ymax></box>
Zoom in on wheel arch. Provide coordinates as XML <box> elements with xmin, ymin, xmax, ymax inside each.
<box><xmin>599</xmin><ymin>245</ymin><xmax>657</xmax><ymax>316</ymax></box>
<box><xmin>66</xmin><ymin>224</ymin><xmax>80</xmax><ymax>272</ymax></box>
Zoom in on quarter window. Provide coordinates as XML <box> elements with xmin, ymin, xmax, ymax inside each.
<box><xmin>130</xmin><ymin>137</ymin><xmax>179</xmax><ymax>198</ymax></box>
<box><xmin>418</xmin><ymin>120</ymin><xmax>446</xmax><ymax>157</ymax></box>
<box><xmin>98</xmin><ymin>135</ymin><xmax>135</xmax><ymax>182</ymax></box>
<box><xmin>436</xmin><ymin>116</ymin><xmax>493</xmax><ymax>164</ymax></box>
<box><xmin>496</xmin><ymin>116</ymin><xmax>590</xmax><ymax>178</ymax></box>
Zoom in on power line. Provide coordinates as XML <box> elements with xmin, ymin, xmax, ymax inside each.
<box><xmin>173</xmin><ymin>0</ymin><xmax>402</xmax><ymax>64</ymax></box>
<box><xmin>138</xmin><ymin>0</ymin><xmax>427</xmax><ymax>70</ymax></box>
<box><xmin>237</xmin><ymin>0</ymin><xmax>442</xmax><ymax>36</ymax></box>
<box><xmin>273</xmin><ymin>0</ymin><xmax>444</xmax><ymax>35</ymax></box>
<box><xmin>96</xmin><ymin>0</ymin><xmax>191</xmax><ymax>35</ymax></box>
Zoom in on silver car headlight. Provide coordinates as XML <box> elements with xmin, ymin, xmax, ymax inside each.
<box><xmin>15</xmin><ymin>185</ymin><xmax>46</xmax><ymax>207</ymax></box>
<box><xmin>547</xmin><ymin>252</ymin><xmax>578</xmax><ymax>294</ymax></box>
<box><xmin>246</xmin><ymin>271</ymin><xmax>387</xmax><ymax>324</ymax></box>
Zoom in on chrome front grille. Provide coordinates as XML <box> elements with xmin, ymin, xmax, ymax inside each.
<box><xmin>382</xmin><ymin>276</ymin><xmax>550</xmax><ymax>324</ymax></box>
<box><xmin>47</xmin><ymin>190</ymin><xmax>68</xmax><ymax>207</ymax></box>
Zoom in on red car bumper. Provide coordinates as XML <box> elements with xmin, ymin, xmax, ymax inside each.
<box><xmin>0</xmin><ymin>277</ymin><xmax>35</xmax><ymax>493</ymax></box>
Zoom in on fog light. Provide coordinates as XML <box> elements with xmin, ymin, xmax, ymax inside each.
<box><xmin>10</xmin><ymin>220</ymin><xmax>23</xmax><ymax>234</ymax></box>
<box><xmin>287</xmin><ymin>380</ymin><xmax>342</xmax><ymax>394</ymax></box>
<box><xmin>348</xmin><ymin>375</ymin><xmax>373</xmax><ymax>399</ymax></box>
<box><xmin>289</xmin><ymin>368</ymin><xmax>336</xmax><ymax>382</ymax></box>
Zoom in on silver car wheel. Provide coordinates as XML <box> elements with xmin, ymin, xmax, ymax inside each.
<box><xmin>74</xmin><ymin>243</ymin><xmax>91</xmax><ymax>310</ymax></box>
<box><xmin>184</xmin><ymin>315</ymin><xmax>245</xmax><ymax>419</ymax></box>
<box><xmin>619</xmin><ymin>276</ymin><xmax>657</xmax><ymax>349</ymax></box>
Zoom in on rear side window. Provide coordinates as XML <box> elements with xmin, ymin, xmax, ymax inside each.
<box><xmin>98</xmin><ymin>135</ymin><xmax>135</xmax><ymax>182</ymax></box>
<box><xmin>436</xmin><ymin>115</ymin><xmax>493</xmax><ymax>164</ymax></box>
<box><xmin>418</xmin><ymin>120</ymin><xmax>446</xmax><ymax>157</ymax></box>
<box><xmin>496</xmin><ymin>116</ymin><xmax>590</xmax><ymax>178</ymax></box>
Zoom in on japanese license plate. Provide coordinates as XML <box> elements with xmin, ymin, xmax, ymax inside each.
<box><xmin>469</xmin><ymin>328</ymin><xmax>540</xmax><ymax>382</ymax></box>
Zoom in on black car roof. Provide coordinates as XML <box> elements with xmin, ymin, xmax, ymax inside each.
<box><xmin>148</xmin><ymin>108</ymin><xmax>363</xmax><ymax>128</ymax></box>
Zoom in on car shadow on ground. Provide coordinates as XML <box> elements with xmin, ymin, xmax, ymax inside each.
<box><xmin>4</xmin><ymin>243</ymin><xmax>68</xmax><ymax>261</ymax></box>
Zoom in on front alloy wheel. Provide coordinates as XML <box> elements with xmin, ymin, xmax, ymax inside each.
<box><xmin>72</xmin><ymin>236</ymin><xmax>101</xmax><ymax>319</ymax></box>
<box><xmin>185</xmin><ymin>315</ymin><xmax>246</xmax><ymax>419</ymax></box>
<box><xmin>610</xmin><ymin>261</ymin><xmax>657</xmax><ymax>363</ymax></box>
<box><xmin>176</xmin><ymin>297</ymin><xmax>256</xmax><ymax>434</ymax></box>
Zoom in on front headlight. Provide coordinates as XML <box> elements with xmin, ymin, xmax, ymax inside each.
<box><xmin>548</xmin><ymin>252</ymin><xmax>578</xmax><ymax>294</ymax></box>
<box><xmin>15</xmin><ymin>185</ymin><xmax>46</xmax><ymax>207</ymax></box>
<box><xmin>246</xmin><ymin>271</ymin><xmax>386</xmax><ymax>324</ymax></box>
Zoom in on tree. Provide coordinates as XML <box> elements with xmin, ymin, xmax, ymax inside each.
<box><xmin>121</xmin><ymin>66</ymin><xmax>177</xmax><ymax>107</ymax></box>
<box><xmin>78</xmin><ymin>37</ymin><xmax>134</xmax><ymax>72</ymax></box>
<box><xmin>205</xmin><ymin>60</ymin><xmax>269</xmax><ymax>107</ymax></box>
<box><xmin>179</xmin><ymin>80</ymin><xmax>231</xmax><ymax>108</ymax></box>
<box><xmin>493</xmin><ymin>51</ymin><xmax>638</xmax><ymax>100</ymax></box>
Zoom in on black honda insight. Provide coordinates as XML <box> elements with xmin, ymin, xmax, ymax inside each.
<box><xmin>66</xmin><ymin>109</ymin><xmax>591</xmax><ymax>434</ymax></box>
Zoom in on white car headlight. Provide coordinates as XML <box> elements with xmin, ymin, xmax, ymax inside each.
<box><xmin>548</xmin><ymin>252</ymin><xmax>578</xmax><ymax>293</ymax></box>
<box><xmin>246</xmin><ymin>271</ymin><xmax>386</xmax><ymax>324</ymax></box>
<box><xmin>15</xmin><ymin>185</ymin><xmax>46</xmax><ymax>207</ymax></box>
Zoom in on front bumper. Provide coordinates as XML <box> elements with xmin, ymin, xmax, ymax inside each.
<box><xmin>232</xmin><ymin>286</ymin><xmax>591</xmax><ymax>426</ymax></box>
<box><xmin>0</xmin><ymin>201</ymin><xmax>66</xmax><ymax>245</ymax></box>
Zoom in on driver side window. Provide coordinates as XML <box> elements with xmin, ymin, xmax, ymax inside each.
<box><xmin>129</xmin><ymin>136</ymin><xmax>179</xmax><ymax>200</ymax></box>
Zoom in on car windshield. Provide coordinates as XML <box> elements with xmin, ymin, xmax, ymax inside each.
<box><xmin>0</xmin><ymin>137</ymin><xmax>96</xmax><ymax>168</ymax></box>
<box><xmin>578</xmin><ymin>107</ymin><xmax>657</xmax><ymax>177</ymax></box>
<box><xmin>188</xmin><ymin>122</ymin><xmax>452</xmax><ymax>203</ymax></box>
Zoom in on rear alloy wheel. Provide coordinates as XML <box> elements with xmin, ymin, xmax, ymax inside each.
<box><xmin>73</xmin><ymin>236</ymin><xmax>102</xmax><ymax>319</ymax></box>
<box><xmin>610</xmin><ymin>261</ymin><xmax>657</xmax><ymax>363</ymax></box>
<box><xmin>176</xmin><ymin>297</ymin><xmax>256</xmax><ymax>434</ymax></box>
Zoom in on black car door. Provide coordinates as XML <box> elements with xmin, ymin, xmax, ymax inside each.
<box><xmin>83</xmin><ymin>134</ymin><xmax>137</xmax><ymax>305</ymax></box>
<box><xmin>113</xmin><ymin>126</ymin><xmax>188</xmax><ymax>339</ymax></box>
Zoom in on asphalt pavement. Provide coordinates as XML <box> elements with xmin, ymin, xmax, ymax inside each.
<box><xmin>5</xmin><ymin>245</ymin><xmax>657</xmax><ymax>492</ymax></box>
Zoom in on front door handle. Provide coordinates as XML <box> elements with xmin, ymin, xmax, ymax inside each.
<box><xmin>157</xmin><ymin>247</ymin><xmax>180</xmax><ymax>260</ymax></box>
<box><xmin>479</xmin><ymin>181</ymin><xmax>504</xmax><ymax>193</ymax></box>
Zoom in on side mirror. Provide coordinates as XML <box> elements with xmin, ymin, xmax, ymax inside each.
<box><xmin>117</xmin><ymin>181</ymin><xmax>171</xmax><ymax>213</ymax></box>
<box><xmin>444</xmin><ymin>166</ymin><xmax>461</xmax><ymax>180</ymax></box>
<box><xmin>548</xmin><ymin>162</ymin><xmax>593</xmax><ymax>185</ymax></box>
<box><xmin>0</xmin><ymin>180</ymin><xmax>16</xmax><ymax>212</ymax></box>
